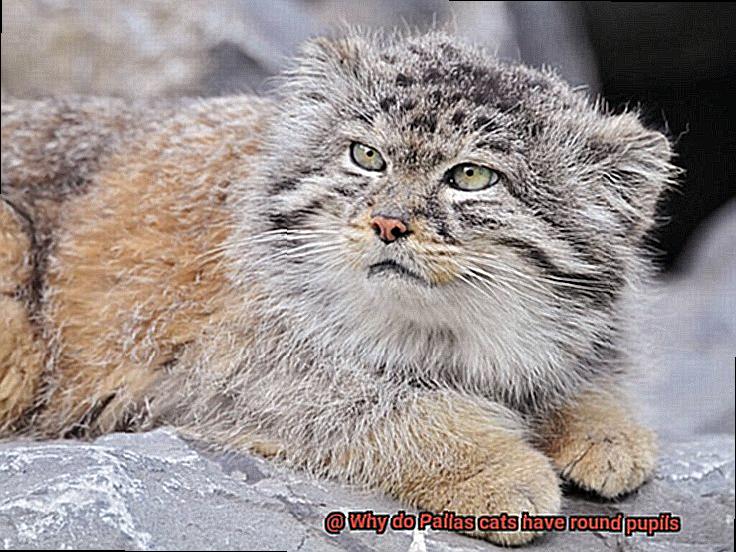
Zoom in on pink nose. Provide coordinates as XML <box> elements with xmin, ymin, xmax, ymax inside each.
<box><xmin>370</xmin><ymin>216</ymin><xmax>409</xmax><ymax>243</ymax></box>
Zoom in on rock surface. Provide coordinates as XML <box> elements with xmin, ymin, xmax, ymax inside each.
<box><xmin>1</xmin><ymin>429</ymin><xmax>733</xmax><ymax>551</ymax></box>
<box><xmin>635</xmin><ymin>200</ymin><xmax>736</xmax><ymax>439</ymax></box>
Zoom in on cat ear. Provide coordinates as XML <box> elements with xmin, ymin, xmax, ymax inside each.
<box><xmin>584</xmin><ymin>112</ymin><xmax>680</xmax><ymax>240</ymax></box>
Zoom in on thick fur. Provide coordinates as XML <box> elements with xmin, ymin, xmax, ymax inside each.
<box><xmin>0</xmin><ymin>31</ymin><xmax>678</xmax><ymax>546</ymax></box>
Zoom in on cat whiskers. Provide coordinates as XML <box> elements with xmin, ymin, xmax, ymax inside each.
<box><xmin>462</xmin><ymin>251</ymin><xmax>611</xmax><ymax>296</ymax></box>
<box><xmin>250</xmin><ymin>240</ymin><xmax>344</xmax><ymax>269</ymax></box>
<box><xmin>197</xmin><ymin>228</ymin><xmax>342</xmax><ymax>262</ymax></box>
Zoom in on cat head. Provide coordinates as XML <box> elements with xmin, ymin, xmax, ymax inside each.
<box><xmin>232</xmin><ymin>30</ymin><xmax>678</xmax><ymax>396</ymax></box>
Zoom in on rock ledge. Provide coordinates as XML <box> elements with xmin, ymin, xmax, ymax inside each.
<box><xmin>1</xmin><ymin>430</ymin><xmax>733</xmax><ymax>551</ymax></box>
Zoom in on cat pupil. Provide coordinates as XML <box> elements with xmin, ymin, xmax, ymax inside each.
<box><xmin>466</xmin><ymin>168</ymin><xmax>474</xmax><ymax>177</ymax></box>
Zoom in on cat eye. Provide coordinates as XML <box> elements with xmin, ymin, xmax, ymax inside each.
<box><xmin>447</xmin><ymin>163</ymin><xmax>500</xmax><ymax>191</ymax></box>
<box><xmin>350</xmin><ymin>142</ymin><xmax>386</xmax><ymax>172</ymax></box>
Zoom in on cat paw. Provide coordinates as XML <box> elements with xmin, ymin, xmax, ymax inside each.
<box><xmin>411</xmin><ymin>443</ymin><xmax>562</xmax><ymax>546</ymax></box>
<box><xmin>548</xmin><ymin>423</ymin><xmax>657</xmax><ymax>498</ymax></box>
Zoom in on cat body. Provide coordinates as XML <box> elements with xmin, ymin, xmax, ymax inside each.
<box><xmin>0</xmin><ymin>31</ymin><xmax>676</xmax><ymax>545</ymax></box>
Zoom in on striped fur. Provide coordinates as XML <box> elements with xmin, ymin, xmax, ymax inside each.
<box><xmin>1</xmin><ymin>31</ymin><xmax>678</xmax><ymax>545</ymax></box>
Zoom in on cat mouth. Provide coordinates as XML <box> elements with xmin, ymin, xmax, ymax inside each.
<box><xmin>367</xmin><ymin>260</ymin><xmax>428</xmax><ymax>285</ymax></box>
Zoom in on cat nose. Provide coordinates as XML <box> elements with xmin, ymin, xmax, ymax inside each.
<box><xmin>370</xmin><ymin>213</ymin><xmax>410</xmax><ymax>243</ymax></box>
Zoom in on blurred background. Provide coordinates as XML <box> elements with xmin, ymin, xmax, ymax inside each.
<box><xmin>1</xmin><ymin>1</ymin><xmax>734</xmax><ymax>437</ymax></box>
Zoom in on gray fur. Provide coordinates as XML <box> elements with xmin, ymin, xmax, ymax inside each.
<box><xmin>149</xmin><ymin>31</ymin><xmax>678</xmax><ymax>479</ymax></box>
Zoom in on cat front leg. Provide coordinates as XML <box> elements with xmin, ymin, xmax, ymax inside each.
<box><xmin>378</xmin><ymin>392</ymin><xmax>561</xmax><ymax>545</ymax></box>
<box><xmin>204</xmin><ymin>381</ymin><xmax>562</xmax><ymax>546</ymax></box>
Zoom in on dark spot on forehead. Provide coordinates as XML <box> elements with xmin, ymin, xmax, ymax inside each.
<box><xmin>401</xmin><ymin>98</ymin><xmax>417</xmax><ymax>111</ymax></box>
<box><xmin>469</xmin><ymin>86</ymin><xmax>520</xmax><ymax>111</ymax></box>
<box><xmin>428</xmin><ymin>89</ymin><xmax>444</xmax><ymax>105</ymax></box>
<box><xmin>409</xmin><ymin>113</ymin><xmax>437</xmax><ymax>134</ymax></box>
<box><xmin>379</xmin><ymin>95</ymin><xmax>396</xmax><ymax>112</ymax></box>
<box><xmin>528</xmin><ymin>122</ymin><xmax>543</xmax><ymax>138</ymax></box>
<box><xmin>451</xmin><ymin>110</ymin><xmax>466</xmax><ymax>125</ymax></box>
<box><xmin>395</xmin><ymin>73</ymin><xmax>415</xmax><ymax>87</ymax></box>
<box><xmin>395</xmin><ymin>144</ymin><xmax>445</xmax><ymax>168</ymax></box>
<box><xmin>435</xmin><ymin>62</ymin><xmax>528</xmax><ymax>111</ymax></box>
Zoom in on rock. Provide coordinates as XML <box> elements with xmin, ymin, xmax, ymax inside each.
<box><xmin>635</xmin><ymin>200</ymin><xmax>736</xmax><ymax>439</ymax></box>
<box><xmin>1</xmin><ymin>429</ymin><xmax>733</xmax><ymax>551</ymax></box>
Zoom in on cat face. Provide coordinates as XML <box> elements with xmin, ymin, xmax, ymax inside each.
<box><xmin>237</xmin><ymin>31</ymin><xmax>676</xmax><ymax>392</ymax></box>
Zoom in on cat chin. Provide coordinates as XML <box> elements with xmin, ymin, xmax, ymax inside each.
<box><xmin>360</xmin><ymin>274</ymin><xmax>437</xmax><ymax>303</ymax></box>
<box><xmin>349</xmin><ymin>285</ymin><xmax>466</xmax><ymax>332</ymax></box>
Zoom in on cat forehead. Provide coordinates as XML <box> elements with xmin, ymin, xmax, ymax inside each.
<box><xmin>321</xmin><ymin>34</ymin><xmax>581</xmax><ymax>141</ymax></box>
<box><xmin>366</xmin><ymin>35</ymin><xmax>574</xmax><ymax>112</ymax></box>
<box><xmin>282</xmin><ymin>32</ymin><xmax>594</xmax><ymax>168</ymax></box>
<box><xmin>371</xmin><ymin>43</ymin><xmax>576</xmax><ymax>158</ymax></box>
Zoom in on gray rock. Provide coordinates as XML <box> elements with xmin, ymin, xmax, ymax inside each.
<box><xmin>1</xmin><ymin>429</ymin><xmax>733</xmax><ymax>551</ymax></box>
<box><xmin>635</xmin><ymin>201</ymin><xmax>736</xmax><ymax>439</ymax></box>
